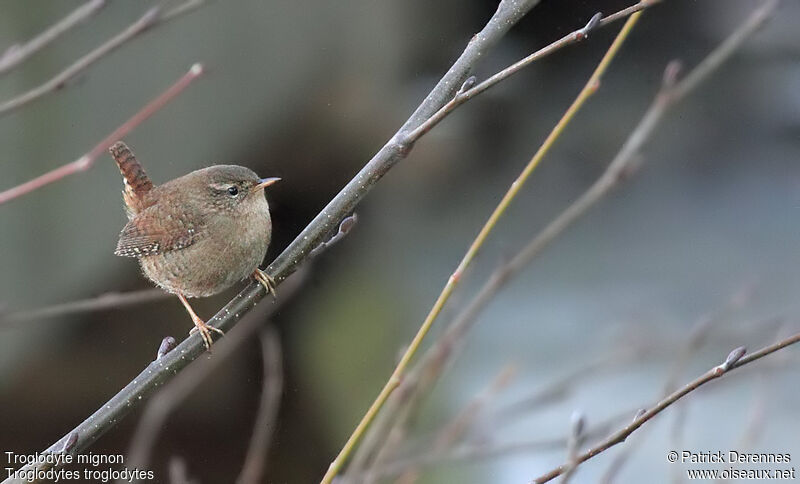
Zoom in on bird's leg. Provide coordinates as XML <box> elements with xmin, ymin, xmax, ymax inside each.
<box><xmin>177</xmin><ymin>293</ymin><xmax>224</xmax><ymax>350</ymax></box>
<box><xmin>252</xmin><ymin>268</ymin><xmax>277</xmax><ymax>299</ymax></box>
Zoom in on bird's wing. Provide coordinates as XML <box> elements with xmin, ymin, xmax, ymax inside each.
<box><xmin>114</xmin><ymin>207</ymin><xmax>200</xmax><ymax>258</ymax></box>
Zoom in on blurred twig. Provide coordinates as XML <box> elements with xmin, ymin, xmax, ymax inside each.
<box><xmin>355</xmin><ymin>410</ymin><xmax>633</xmax><ymax>482</ymax></box>
<box><xmin>1</xmin><ymin>288</ymin><xmax>167</xmax><ymax>327</ymax></box>
<box><xmin>435</xmin><ymin>366</ymin><xmax>516</xmax><ymax>454</ymax></box>
<box><xmin>236</xmin><ymin>326</ymin><xmax>284</xmax><ymax>484</ymax></box>
<box><xmin>0</xmin><ymin>63</ymin><xmax>204</xmax><ymax>206</ymax></box>
<box><xmin>493</xmin><ymin>341</ymin><xmax>656</xmax><ymax>426</ymax></box>
<box><xmin>331</xmin><ymin>12</ymin><xmax>644</xmax><ymax>482</ymax></box>
<box><xmin>167</xmin><ymin>457</ymin><xmax>198</xmax><ymax>484</ymax></box>
<box><xmin>663</xmin><ymin>283</ymin><xmax>757</xmax><ymax>395</ymax></box>
<box><xmin>531</xmin><ymin>332</ymin><xmax>800</xmax><ymax>483</ymax></box>
<box><xmin>0</xmin><ymin>1</ymin><xmax>203</xmax><ymax>117</ymax></box>
<box><xmin>391</xmin><ymin>365</ymin><xmax>516</xmax><ymax>484</ymax></box>
<box><xmin>0</xmin><ymin>0</ymin><xmax>107</xmax><ymax>76</ymax></box>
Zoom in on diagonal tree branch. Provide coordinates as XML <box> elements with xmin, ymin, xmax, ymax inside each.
<box><xmin>3</xmin><ymin>2</ymin><xmax>663</xmax><ymax>482</ymax></box>
<box><xmin>0</xmin><ymin>0</ymin><xmax>203</xmax><ymax>117</ymax></box>
<box><xmin>0</xmin><ymin>0</ymin><xmax>107</xmax><ymax>76</ymax></box>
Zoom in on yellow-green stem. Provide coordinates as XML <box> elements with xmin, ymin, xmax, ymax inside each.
<box><xmin>320</xmin><ymin>11</ymin><xmax>643</xmax><ymax>484</ymax></box>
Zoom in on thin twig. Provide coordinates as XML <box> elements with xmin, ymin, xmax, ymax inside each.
<box><xmin>0</xmin><ymin>0</ymin><xmax>203</xmax><ymax>117</ymax></box>
<box><xmin>531</xmin><ymin>332</ymin><xmax>800</xmax><ymax>483</ymax></box>
<box><xmin>1</xmin><ymin>289</ymin><xmax>167</xmax><ymax>327</ymax></box>
<box><xmin>389</xmin><ymin>365</ymin><xmax>517</xmax><ymax>484</ymax></box>
<box><xmin>662</xmin><ymin>283</ymin><xmax>756</xmax><ymax>395</ymax></box>
<box><xmin>0</xmin><ymin>0</ymin><xmax>107</xmax><ymax>76</ymax></box>
<box><xmin>599</xmin><ymin>284</ymin><xmax>757</xmax><ymax>483</ymax></box>
<box><xmin>0</xmin><ymin>64</ymin><xmax>204</xmax><ymax>206</ymax></box>
<box><xmin>665</xmin><ymin>286</ymin><xmax>754</xmax><ymax>483</ymax></box>
<box><xmin>236</xmin><ymin>326</ymin><xmax>284</xmax><ymax>484</ymax></box>
<box><xmin>405</xmin><ymin>0</ymin><xmax>660</xmax><ymax>143</ymax></box>
<box><xmin>324</xmin><ymin>13</ymin><xmax>644</xmax><ymax>483</ymax></box>
<box><xmin>666</xmin><ymin>0</ymin><xmax>777</xmax><ymax>103</ymax></box>
<box><xmin>495</xmin><ymin>344</ymin><xmax>654</xmax><ymax>424</ymax></box>
<box><xmin>436</xmin><ymin>366</ymin><xmax>516</xmax><ymax>453</ymax></box>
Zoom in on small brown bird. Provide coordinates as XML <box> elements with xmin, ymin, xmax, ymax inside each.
<box><xmin>109</xmin><ymin>141</ymin><xmax>279</xmax><ymax>349</ymax></box>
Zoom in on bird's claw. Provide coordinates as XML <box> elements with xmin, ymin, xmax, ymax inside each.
<box><xmin>253</xmin><ymin>268</ymin><xmax>277</xmax><ymax>299</ymax></box>
<box><xmin>188</xmin><ymin>317</ymin><xmax>224</xmax><ymax>351</ymax></box>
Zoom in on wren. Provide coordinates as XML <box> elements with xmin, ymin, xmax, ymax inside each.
<box><xmin>109</xmin><ymin>141</ymin><xmax>279</xmax><ymax>350</ymax></box>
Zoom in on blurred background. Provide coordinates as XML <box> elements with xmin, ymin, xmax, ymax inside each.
<box><xmin>1</xmin><ymin>0</ymin><xmax>798</xmax><ymax>482</ymax></box>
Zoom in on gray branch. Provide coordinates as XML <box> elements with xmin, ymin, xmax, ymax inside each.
<box><xmin>3</xmin><ymin>2</ymin><xmax>547</xmax><ymax>481</ymax></box>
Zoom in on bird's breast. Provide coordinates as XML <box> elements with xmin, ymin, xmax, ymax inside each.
<box><xmin>140</xmin><ymin>197</ymin><xmax>272</xmax><ymax>298</ymax></box>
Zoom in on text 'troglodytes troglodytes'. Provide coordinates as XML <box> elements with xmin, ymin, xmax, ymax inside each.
<box><xmin>109</xmin><ymin>141</ymin><xmax>279</xmax><ymax>350</ymax></box>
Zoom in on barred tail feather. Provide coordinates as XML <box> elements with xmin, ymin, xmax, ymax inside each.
<box><xmin>109</xmin><ymin>141</ymin><xmax>152</xmax><ymax>213</ymax></box>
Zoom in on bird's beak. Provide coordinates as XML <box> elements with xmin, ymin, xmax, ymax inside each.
<box><xmin>253</xmin><ymin>177</ymin><xmax>281</xmax><ymax>192</ymax></box>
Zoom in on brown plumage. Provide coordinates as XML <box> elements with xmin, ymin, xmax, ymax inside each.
<box><xmin>110</xmin><ymin>141</ymin><xmax>279</xmax><ymax>349</ymax></box>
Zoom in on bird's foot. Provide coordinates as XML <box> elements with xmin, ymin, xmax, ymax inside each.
<box><xmin>253</xmin><ymin>268</ymin><xmax>277</xmax><ymax>299</ymax></box>
<box><xmin>188</xmin><ymin>317</ymin><xmax>225</xmax><ymax>351</ymax></box>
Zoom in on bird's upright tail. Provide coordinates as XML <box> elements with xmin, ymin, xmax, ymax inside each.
<box><xmin>109</xmin><ymin>141</ymin><xmax>153</xmax><ymax>213</ymax></box>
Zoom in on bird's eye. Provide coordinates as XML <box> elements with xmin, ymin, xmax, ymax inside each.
<box><xmin>227</xmin><ymin>186</ymin><xmax>239</xmax><ymax>196</ymax></box>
